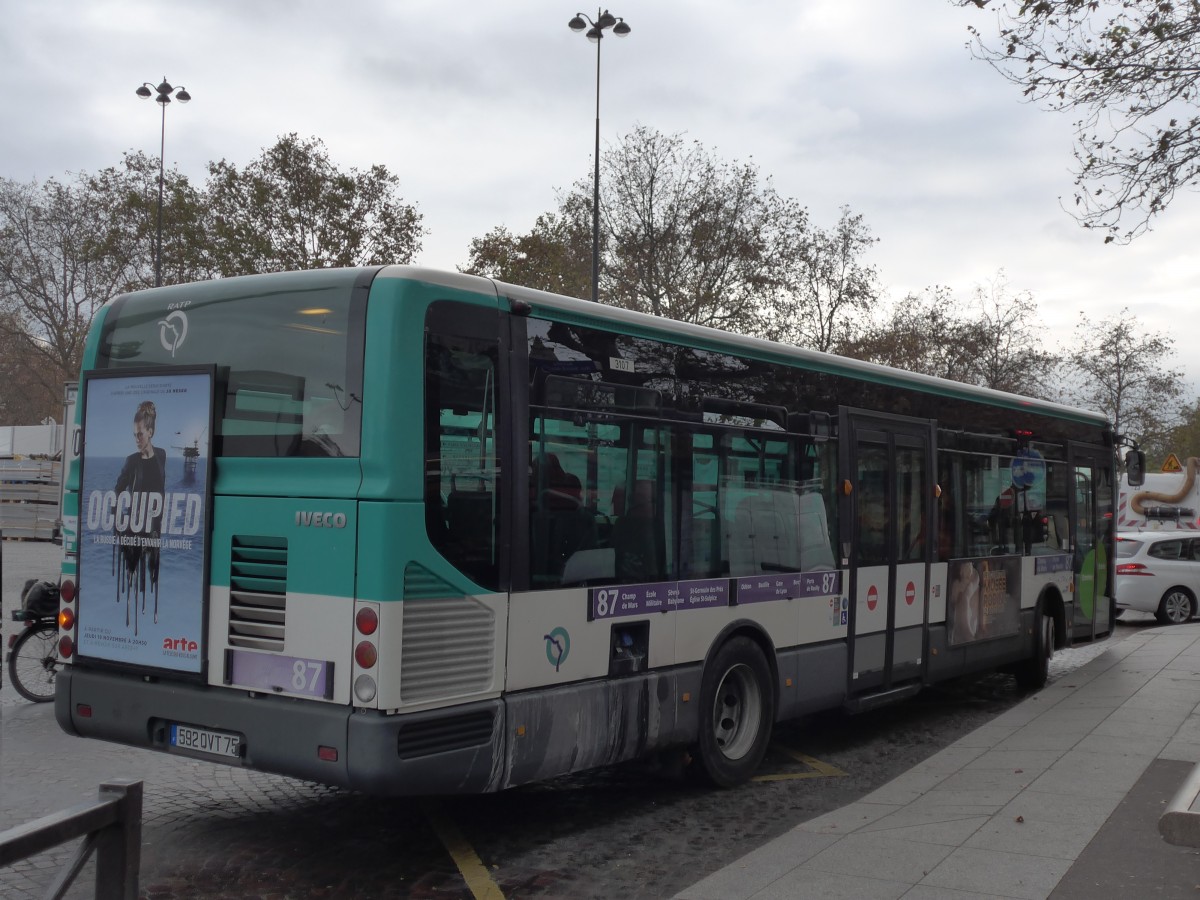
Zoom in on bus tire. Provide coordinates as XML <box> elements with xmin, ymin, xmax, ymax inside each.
<box><xmin>1015</xmin><ymin>610</ymin><xmax>1054</xmax><ymax>692</ymax></box>
<box><xmin>690</xmin><ymin>636</ymin><xmax>774</xmax><ymax>788</ymax></box>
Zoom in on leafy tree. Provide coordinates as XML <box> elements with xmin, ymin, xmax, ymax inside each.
<box><xmin>463</xmin><ymin>126</ymin><xmax>873</xmax><ymax>344</ymax></box>
<box><xmin>842</xmin><ymin>286</ymin><xmax>984</xmax><ymax>380</ymax></box>
<box><xmin>462</xmin><ymin>202</ymin><xmax>591</xmax><ymax>298</ymax></box>
<box><xmin>961</xmin><ymin>0</ymin><xmax>1200</xmax><ymax>242</ymax></box>
<box><xmin>206</xmin><ymin>133</ymin><xmax>424</xmax><ymax>275</ymax></box>
<box><xmin>1067</xmin><ymin>309</ymin><xmax>1183</xmax><ymax>445</ymax></box>
<box><xmin>1148</xmin><ymin>396</ymin><xmax>1200</xmax><ymax>465</ymax></box>
<box><xmin>89</xmin><ymin>151</ymin><xmax>212</xmax><ymax>289</ymax></box>
<box><xmin>0</xmin><ymin>174</ymin><xmax>135</xmax><ymax>422</ymax></box>
<box><xmin>766</xmin><ymin>207</ymin><xmax>880</xmax><ymax>353</ymax></box>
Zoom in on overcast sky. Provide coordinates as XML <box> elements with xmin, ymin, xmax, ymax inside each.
<box><xmin>3</xmin><ymin>0</ymin><xmax>1197</xmax><ymax>390</ymax></box>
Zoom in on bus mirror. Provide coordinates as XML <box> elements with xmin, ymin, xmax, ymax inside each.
<box><xmin>1125</xmin><ymin>449</ymin><xmax>1146</xmax><ymax>487</ymax></box>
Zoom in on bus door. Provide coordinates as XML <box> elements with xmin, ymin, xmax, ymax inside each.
<box><xmin>843</xmin><ymin>412</ymin><xmax>934</xmax><ymax>696</ymax></box>
<box><xmin>1068</xmin><ymin>443</ymin><xmax>1115</xmax><ymax>640</ymax></box>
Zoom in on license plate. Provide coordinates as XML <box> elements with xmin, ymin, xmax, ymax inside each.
<box><xmin>170</xmin><ymin>723</ymin><xmax>241</xmax><ymax>759</ymax></box>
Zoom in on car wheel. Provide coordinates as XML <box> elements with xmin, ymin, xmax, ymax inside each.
<box><xmin>1155</xmin><ymin>588</ymin><xmax>1195</xmax><ymax>625</ymax></box>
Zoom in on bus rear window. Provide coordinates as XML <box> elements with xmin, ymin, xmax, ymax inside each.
<box><xmin>95</xmin><ymin>272</ymin><xmax>366</xmax><ymax>458</ymax></box>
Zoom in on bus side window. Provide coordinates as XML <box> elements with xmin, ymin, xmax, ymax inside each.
<box><xmin>611</xmin><ymin>480</ymin><xmax>662</xmax><ymax>582</ymax></box>
<box><xmin>424</xmin><ymin>320</ymin><xmax>500</xmax><ymax>591</ymax></box>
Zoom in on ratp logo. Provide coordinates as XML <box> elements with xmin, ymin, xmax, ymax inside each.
<box><xmin>543</xmin><ymin>627</ymin><xmax>570</xmax><ymax>671</ymax></box>
<box><xmin>159</xmin><ymin>310</ymin><xmax>189</xmax><ymax>357</ymax></box>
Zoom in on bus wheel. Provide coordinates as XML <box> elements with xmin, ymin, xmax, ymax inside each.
<box><xmin>690</xmin><ymin>636</ymin><xmax>774</xmax><ymax>788</ymax></box>
<box><xmin>1015</xmin><ymin>611</ymin><xmax>1054</xmax><ymax>692</ymax></box>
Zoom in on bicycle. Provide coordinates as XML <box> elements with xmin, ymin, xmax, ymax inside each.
<box><xmin>6</xmin><ymin>580</ymin><xmax>60</xmax><ymax>703</ymax></box>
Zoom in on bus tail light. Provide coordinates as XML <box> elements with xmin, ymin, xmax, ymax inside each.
<box><xmin>58</xmin><ymin>608</ymin><xmax>75</xmax><ymax>631</ymax></box>
<box><xmin>60</xmin><ymin>580</ymin><xmax>76</xmax><ymax>603</ymax></box>
<box><xmin>355</xmin><ymin>607</ymin><xmax>378</xmax><ymax>636</ymax></box>
<box><xmin>1116</xmin><ymin>563</ymin><xmax>1153</xmax><ymax>576</ymax></box>
<box><xmin>354</xmin><ymin>674</ymin><xmax>377</xmax><ymax>703</ymax></box>
<box><xmin>354</xmin><ymin>641</ymin><xmax>378</xmax><ymax>668</ymax></box>
<box><xmin>59</xmin><ymin>635</ymin><xmax>75</xmax><ymax>658</ymax></box>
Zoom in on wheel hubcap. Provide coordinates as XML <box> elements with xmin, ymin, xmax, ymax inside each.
<box><xmin>1166</xmin><ymin>593</ymin><xmax>1191</xmax><ymax>623</ymax></box>
<box><xmin>712</xmin><ymin>663</ymin><xmax>762</xmax><ymax>760</ymax></box>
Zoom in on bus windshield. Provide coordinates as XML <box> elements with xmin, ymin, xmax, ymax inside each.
<box><xmin>95</xmin><ymin>270</ymin><xmax>366</xmax><ymax>458</ymax></box>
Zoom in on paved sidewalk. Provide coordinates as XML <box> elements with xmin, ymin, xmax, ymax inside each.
<box><xmin>678</xmin><ymin>625</ymin><xmax>1200</xmax><ymax>900</ymax></box>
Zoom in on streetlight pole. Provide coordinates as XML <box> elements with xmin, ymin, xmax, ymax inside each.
<box><xmin>568</xmin><ymin>10</ymin><xmax>630</xmax><ymax>303</ymax></box>
<box><xmin>136</xmin><ymin>78</ymin><xmax>191</xmax><ymax>288</ymax></box>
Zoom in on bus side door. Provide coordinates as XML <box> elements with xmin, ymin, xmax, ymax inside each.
<box><xmin>1068</xmin><ymin>443</ymin><xmax>1115</xmax><ymax>641</ymax></box>
<box><xmin>843</xmin><ymin>411</ymin><xmax>934</xmax><ymax>695</ymax></box>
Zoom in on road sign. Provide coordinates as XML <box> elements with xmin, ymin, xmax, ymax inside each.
<box><xmin>1163</xmin><ymin>453</ymin><xmax>1183</xmax><ymax>473</ymax></box>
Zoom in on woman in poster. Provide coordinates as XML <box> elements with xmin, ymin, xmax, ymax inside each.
<box><xmin>949</xmin><ymin>560</ymin><xmax>981</xmax><ymax>645</ymax></box>
<box><xmin>114</xmin><ymin>400</ymin><xmax>167</xmax><ymax>629</ymax></box>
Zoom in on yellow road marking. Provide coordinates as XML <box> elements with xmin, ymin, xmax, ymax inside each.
<box><xmin>751</xmin><ymin>743</ymin><xmax>848</xmax><ymax>782</ymax></box>
<box><xmin>422</xmin><ymin>799</ymin><xmax>506</xmax><ymax>900</ymax></box>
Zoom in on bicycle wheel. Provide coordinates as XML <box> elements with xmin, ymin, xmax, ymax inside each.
<box><xmin>7</xmin><ymin>622</ymin><xmax>59</xmax><ymax>703</ymax></box>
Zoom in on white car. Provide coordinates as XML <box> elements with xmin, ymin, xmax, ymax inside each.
<box><xmin>1115</xmin><ymin>531</ymin><xmax>1200</xmax><ymax>624</ymax></box>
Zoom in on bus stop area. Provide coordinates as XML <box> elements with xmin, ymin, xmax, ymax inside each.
<box><xmin>679</xmin><ymin>625</ymin><xmax>1200</xmax><ymax>900</ymax></box>
<box><xmin>3</xmin><ymin>532</ymin><xmax>1200</xmax><ymax>899</ymax></box>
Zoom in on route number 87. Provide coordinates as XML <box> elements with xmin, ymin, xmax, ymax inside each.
<box><xmin>292</xmin><ymin>660</ymin><xmax>323</xmax><ymax>692</ymax></box>
<box><xmin>595</xmin><ymin>588</ymin><xmax>619</xmax><ymax>617</ymax></box>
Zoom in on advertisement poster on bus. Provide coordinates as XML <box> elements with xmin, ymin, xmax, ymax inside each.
<box><xmin>946</xmin><ymin>555</ymin><xmax>1022</xmax><ymax>647</ymax></box>
<box><xmin>77</xmin><ymin>368</ymin><xmax>214</xmax><ymax>675</ymax></box>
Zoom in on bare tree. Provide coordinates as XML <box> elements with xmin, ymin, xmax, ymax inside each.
<box><xmin>842</xmin><ymin>286</ymin><xmax>983</xmax><ymax>380</ymax></box>
<box><xmin>968</xmin><ymin>272</ymin><xmax>1058</xmax><ymax>395</ymax></box>
<box><xmin>1068</xmin><ymin>309</ymin><xmax>1183</xmax><ymax>444</ymax></box>
<box><xmin>767</xmin><ymin>207</ymin><xmax>880</xmax><ymax>353</ymax></box>
<box><xmin>0</xmin><ymin>175</ymin><xmax>136</xmax><ymax>422</ymax></box>
<box><xmin>960</xmin><ymin>0</ymin><xmax>1200</xmax><ymax>242</ymax></box>
<box><xmin>597</xmin><ymin>126</ymin><xmax>800</xmax><ymax>333</ymax></box>
<box><xmin>843</xmin><ymin>274</ymin><xmax>1058</xmax><ymax>399</ymax></box>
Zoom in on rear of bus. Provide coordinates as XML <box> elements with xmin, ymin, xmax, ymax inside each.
<box><xmin>56</xmin><ymin>266</ymin><xmax>508</xmax><ymax>794</ymax></box>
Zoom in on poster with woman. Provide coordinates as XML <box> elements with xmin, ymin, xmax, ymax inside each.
<box><xmin>946</xmin><ymin>555</ymin><xmax>1022</xmax><ymax>646</ymax></box>
<box><xmin>76</xmin><ymin>367</ymin><xmax>214</xmax><ymax>674</ymax></box>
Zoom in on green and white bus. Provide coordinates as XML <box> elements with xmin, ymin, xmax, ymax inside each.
<box><xmin>55</xmin><ymin>266</ymin><xmax>1116</xmax><ymax>793</ymax></box>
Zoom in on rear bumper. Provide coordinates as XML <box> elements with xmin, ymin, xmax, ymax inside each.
<box><xmin>55</xmin><ymin>666</ymin><xmax>504</xmax><ymax>795</ymax></box>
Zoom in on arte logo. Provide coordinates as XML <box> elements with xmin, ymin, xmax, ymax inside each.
<box><xmin>158</xmin><ymin>310</ymin><xmax>189</xmax><ymax>357</ymax></box>
<box><xmin>543</xmin><ymin>627</ymin><xmax>570</xmax><ymax>671</ymax></box>
<box><xmin>163</xmin><ymin>636</ymin><xmax>198</xmax><ymax>652</ymax></box>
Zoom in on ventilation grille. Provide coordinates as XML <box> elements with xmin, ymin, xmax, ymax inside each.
<box><xmin>396</xmin><ymin>709</ymin><xmax>495</xmax><ymax>759</ymax></box>
<box><xmin>228</xmin><ymin>535</ymin><xmax>287</xmax><ymax>652</ymax></box>
<box><xmin>400</xmin><ymin>586</ymin><xmax>495</xmax><ymax>703</ymax></box>
<box><xmin>403</xmin><ymin>563</ymin><xmax>460</xmax><ymax>600</ymax></box>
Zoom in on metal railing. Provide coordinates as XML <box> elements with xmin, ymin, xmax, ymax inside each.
<box><xmin>0</xmin><ymin>779</ymin><xmax>142</xmax><ymax>900</ymax></box>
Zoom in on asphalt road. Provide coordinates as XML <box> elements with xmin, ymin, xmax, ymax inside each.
<box><xmin>0</xmin><ymin>540</ymin><xmax>1144</xmax><ymax>899</ymax></box>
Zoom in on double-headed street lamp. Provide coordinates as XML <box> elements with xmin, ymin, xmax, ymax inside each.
<box><xmin>568</xmin><ymin>9</ymin><xmax>630</xmax><ymax>303</ymax></box>
<box><xmin>136</xmin><ymin>77</ymin><xmax>191</xmax><ymax>288</ymax></box>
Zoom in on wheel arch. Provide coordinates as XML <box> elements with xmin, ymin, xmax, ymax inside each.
<box><xmin>700</xmin><ymin>620</ymin><xmax>780</xmax><ymax>720</ymax></box>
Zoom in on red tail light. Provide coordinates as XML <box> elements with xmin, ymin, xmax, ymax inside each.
<box><xmin>355</xmin><ymin>607</ymin><xmax>378</xmax><ymax>636</ymax></box>
<box><xmin>59</xmin><ymin>635</ymin><xmax>75</xmax><ymax>658</ymax></box>
<box><xmin>354</xmin><ymin>641</ymin><xmax>378</xmax><ymax>668</ymax></box>
<box><xmin>60</xmin><ymin>580</ymin><xmax>76</xmax><ymax>603</ymax></box>
<box><xmin>1116</xmin><ymin>563</ymin><xmax>1152</xmax><ymax>576</ymax></box>
<box><xmin>58</xmin><ymin>608</ymin><xmax>75</xmax><ymax>631</ymax></box>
